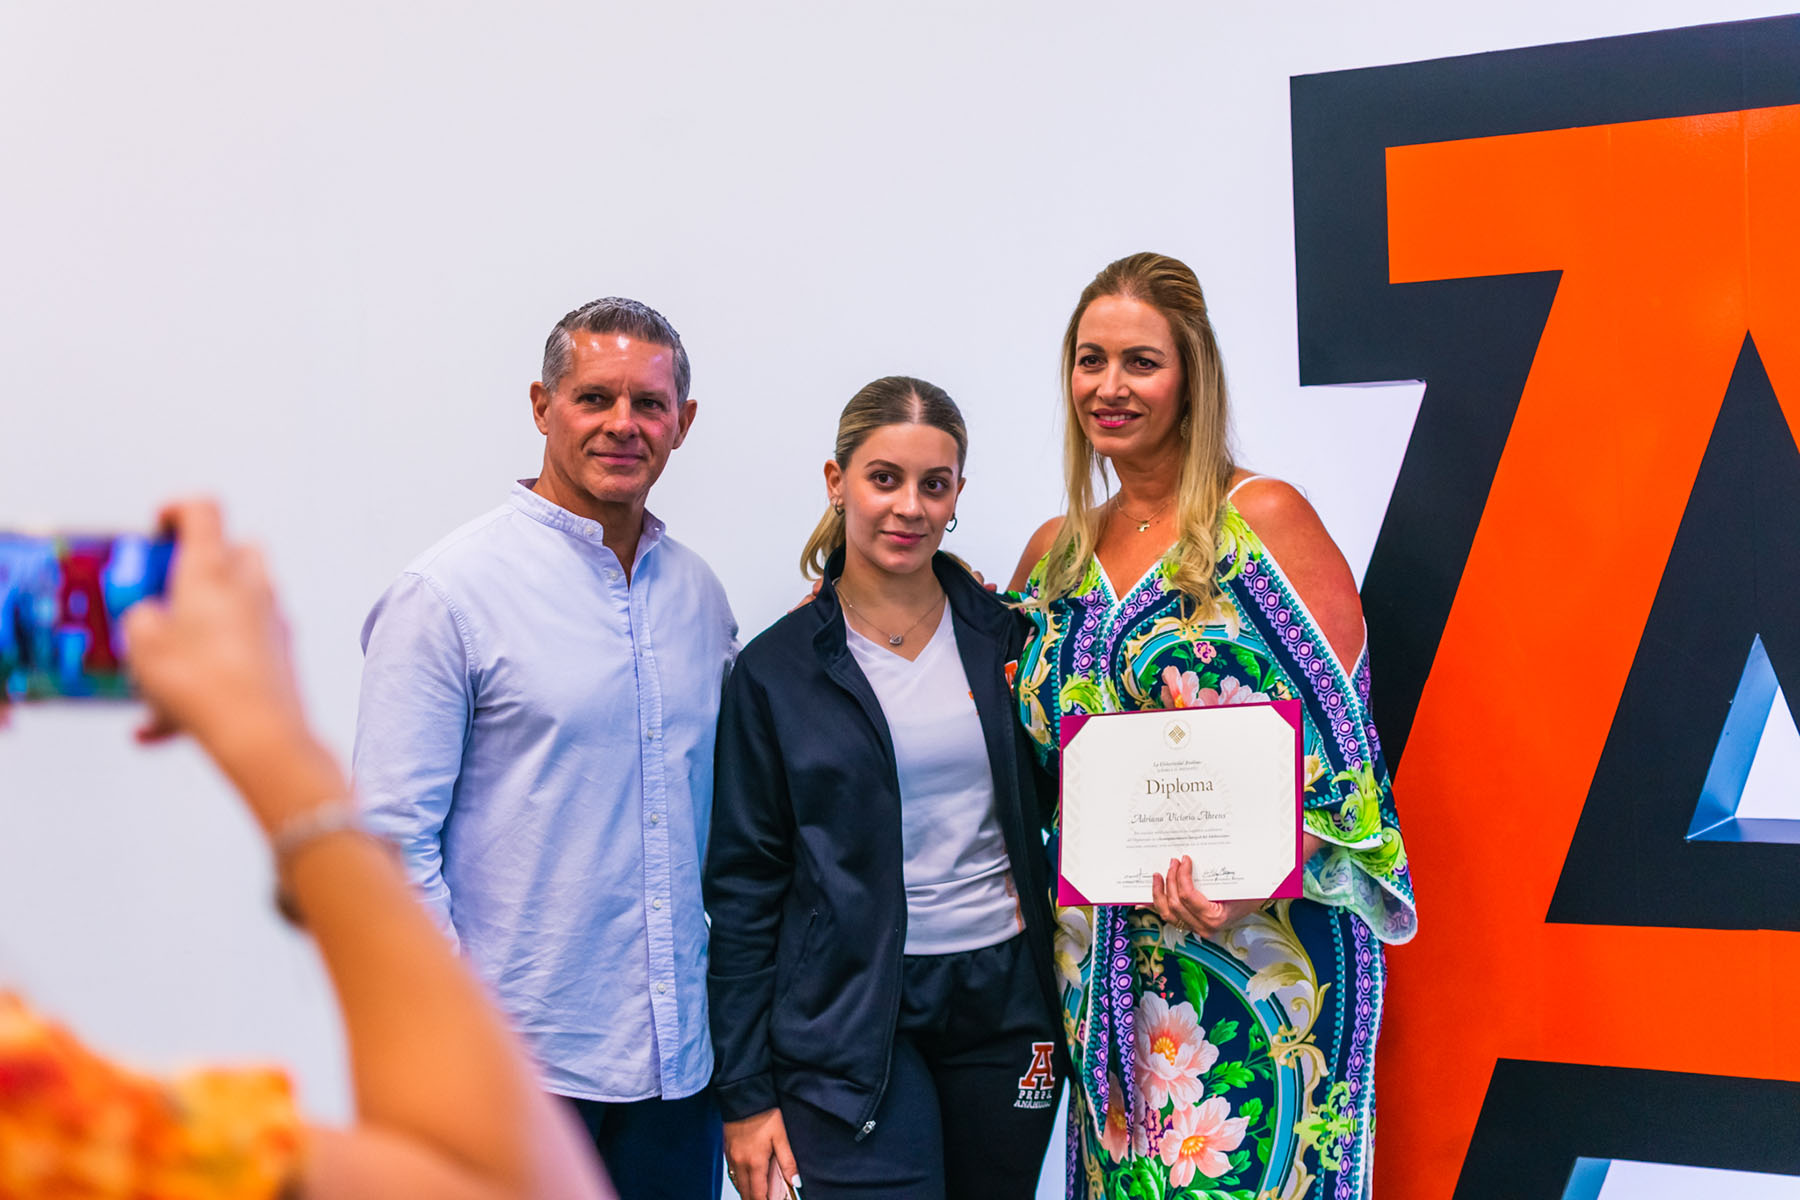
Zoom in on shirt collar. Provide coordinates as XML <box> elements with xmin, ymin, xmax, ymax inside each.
<box><xmin>508</xmin><ymin>480</ymin><xmax>666</xmax><ymax>552</ymax></box>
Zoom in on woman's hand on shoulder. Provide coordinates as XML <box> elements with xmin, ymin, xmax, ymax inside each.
<box><xmin>1229</xmin><ymin>479</ymin><xmax>1365</xmax><ymax>668</ymax></box>
<box><xmin>1007</xmin><ymin>517</ymin><xmax>1063</xmax><ymax>594</ymax></box>
<box><xmin>790</xmin><ymin>579</ymin><xmax>823</xmax><ymax>612</ymax></box>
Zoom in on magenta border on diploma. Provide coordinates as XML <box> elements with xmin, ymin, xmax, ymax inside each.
<box><xmin>1057</xmin><ymin>699</ymin><xmax>1305</xmax><ymax>906</ymax></box>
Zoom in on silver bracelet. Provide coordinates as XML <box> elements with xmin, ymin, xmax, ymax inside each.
<box><xmin>270</xmin><ymin>803</ymin><xmax>369</xmax><ymax>864</ymax></box>
<box><xmin>269</xmin><ymin>803</ymin><xmax>390</xmax><ymax>927</ymax></box>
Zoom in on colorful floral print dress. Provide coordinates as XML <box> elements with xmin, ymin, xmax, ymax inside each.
<box><xmin>1015</xmin><ymin>506</ymin><xmax>1417</xmax><ymax>1200</ymax></box>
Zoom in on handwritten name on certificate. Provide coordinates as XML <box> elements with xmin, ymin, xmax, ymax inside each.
<box><xmin>1058</xmin><ymin>701</ymin><xmax>1304</xmax><ymax>906</ymax></box>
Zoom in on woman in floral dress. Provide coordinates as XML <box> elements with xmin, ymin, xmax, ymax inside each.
<box><xmin>1006</xmin><ymin>254</ymin><xmax>1417</xmax><ymax>1199</ymax></box>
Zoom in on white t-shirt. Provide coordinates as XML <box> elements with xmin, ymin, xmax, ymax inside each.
<box><xmin>847</xmin><ymin>604</ymin><xmax>1023</xmax><ymax>955</ymax></box>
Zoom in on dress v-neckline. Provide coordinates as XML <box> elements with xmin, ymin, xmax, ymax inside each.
<box><xmin>1090</xmin><ymin>499</ymin><xmax>1245</xmax><ymax>611</ymax></box>
<box><xmin>1094</xmin><ymin>550</ymin><xmax>1172</xmax><ymax>608</ymax></box>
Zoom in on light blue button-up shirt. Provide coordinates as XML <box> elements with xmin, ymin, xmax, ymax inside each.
<box><xmin>354</xmin><ymin>481</ymin><xmax>737</xmax><ymax>1102</ymax></box>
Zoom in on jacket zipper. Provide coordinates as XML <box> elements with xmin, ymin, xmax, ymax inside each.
<box><xmin>825</xmin><ymin>578</ymin><xmax>969</xmax><ymax>1142</ymax></box>
<box><xmin>835</xmin><ymin>665</ymin><xmax>906</xmax><ymax>1143</ymax></box>
<box><xmin>852</xmin><ymin>931</ymin><xmax>904</xmax><ymax>1141</ymax></box>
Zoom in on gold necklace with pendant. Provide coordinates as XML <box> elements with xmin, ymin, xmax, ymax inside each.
<box><xmin>1114</xmin><ymin>498</ymin><xmax>1172</xmax><ymax>533</ymax></box>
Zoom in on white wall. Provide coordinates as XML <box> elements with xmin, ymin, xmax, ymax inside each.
<box><xmin>0</xmin><ymin>3</ymin><xmax>1791</xmax><ymax>1195</ymax></box>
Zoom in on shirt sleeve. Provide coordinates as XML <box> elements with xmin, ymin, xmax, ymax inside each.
<box><xmin>353</xmin><ymin>572</ymin><xmax>473</xmax><ymax>944</ymax></box>
<box><xmin>1298</xmin><ymin>661</ymin><xmax>1417</xmax><ymax>945</ymax></box>
<box><xmin>720</xmin><ymin>584</ymin><xmax>741</xmax><ymax>676</ymax></box>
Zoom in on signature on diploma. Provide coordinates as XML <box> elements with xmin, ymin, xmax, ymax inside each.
<box><xmin>1131</xmin><ymin>809</ymin><xmax>1227</xmax><ymax>824</ymax></box>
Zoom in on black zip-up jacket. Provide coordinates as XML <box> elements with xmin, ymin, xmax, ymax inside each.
<box><xmin>704</xmin><ymin>551</ymin><xmax>1062</xmax><ymax>1135</ymax></box>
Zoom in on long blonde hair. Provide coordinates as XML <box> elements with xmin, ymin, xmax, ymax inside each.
<box><xmin>1032</xmin><ymin>252</ymin><xmax>1237</xmax><ymax>607</ymax></box>
<box><xmin>799</xmin><ymin>376</ymin><xmax>968</xmax><ymax>580</ymax></box>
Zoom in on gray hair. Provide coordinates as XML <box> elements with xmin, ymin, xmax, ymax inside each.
<box><xmin>541</xmin><ymin>296</ymin><xmax>691</xmax><ymax>402</ymax></box>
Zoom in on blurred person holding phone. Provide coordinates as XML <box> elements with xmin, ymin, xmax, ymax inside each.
<box><xmin>705</xmin><ymin>378</ymin><xmax>1064</xmax><ymax>1200</ymax></box>
<box><xmin>353</xmin><ymin>298</ymin><xmax>736</xmax><ymax>1198</ymax></box>
<box><xmin>0</xmin><ymin>500</ymin><xmax>613</xmax><ymax>1200</ymax></box>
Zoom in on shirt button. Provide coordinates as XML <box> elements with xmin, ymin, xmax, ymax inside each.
<box><xmin>606</xmin><ymin>569</ymin><xmax>620</xmax><ymax>581</ymax></box>
<box><xmin>657</xmin><ymin>982</ymin><xmax>668</xmax><ymax>995</ymax></box>
<box><xmin>653</xmin><ymin>898</ymin><xmax>663</xmax><ymax>910</ymax></box>
<box><xmin>649</xmin><ymin>813</ymin><xmax>661</xmax><ymax>826</ymax></box>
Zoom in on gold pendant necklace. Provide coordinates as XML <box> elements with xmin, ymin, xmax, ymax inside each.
<box><xmin>1114</xmin><ymin>498</ymin><xmax>1171</xmax><ymax>533</ymax></box>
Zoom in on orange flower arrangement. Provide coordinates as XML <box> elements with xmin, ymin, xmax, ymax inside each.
<box><xmin>0</xmin><ymin>994</ymin><xmax>302</xmax><ymax>1200</ymax></box>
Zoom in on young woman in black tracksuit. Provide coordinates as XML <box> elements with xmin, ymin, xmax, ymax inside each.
<box><xmin>705</xmin><ymin>377</ymin><xmax>1064</xmax><ymax>1200</ymax></box>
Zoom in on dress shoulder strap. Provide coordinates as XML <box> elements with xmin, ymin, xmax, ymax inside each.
<box><xmin>1226</xmin><ymin>473</ymin><xmax>1274</xmax><ymax>500</ymax></box>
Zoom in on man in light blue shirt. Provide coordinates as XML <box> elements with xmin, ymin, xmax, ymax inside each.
<box><xmin>354</xmin><ymin>297</ymin><xmax>736</xmax><ymax>1199</ymax></box>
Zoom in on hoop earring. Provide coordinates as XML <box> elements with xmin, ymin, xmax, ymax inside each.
<box><xmin>832</xmin><ymin>500</ymin><xmax>844</xmax><ymax>515</ymax></box>
<box><xmin>1179</xmin><ymin>412</ymin><xmax>1191</xmax><ymax>438</ymax></box>
<box><xmin>945</xmin><ymin>515</ymin><xmax>959</xmax><ymax>533</ymax></box>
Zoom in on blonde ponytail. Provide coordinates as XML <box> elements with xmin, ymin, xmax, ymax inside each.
<box><xmin>799</xmin><ymin>504</ymin><xmax>847</xmax><ymax>581</ymax></box>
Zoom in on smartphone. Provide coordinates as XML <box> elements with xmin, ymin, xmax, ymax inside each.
<box><xmin>0</xmin><ymin>532</ymin><xmax>174</xmax><ymax>700</ymax></box>
<box><xmin>767</xmin><ymin>1161</ymin><xmax>802</xmax><ymax>1200</ymax></box>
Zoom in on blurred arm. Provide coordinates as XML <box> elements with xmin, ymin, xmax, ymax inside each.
<box><xmin>123</xmin><ymin>500</ymin><xmax>611</xmax><ymax>1200</ymax></box>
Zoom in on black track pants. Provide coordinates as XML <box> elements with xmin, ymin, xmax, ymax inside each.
<box><xmin>779</xmin><ymin>933</ymin><xmax>1062</xmax><ymax>1199</ymax></box>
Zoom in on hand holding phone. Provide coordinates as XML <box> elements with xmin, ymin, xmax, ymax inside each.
<box><xmin>767</xmin><ymin>1159</ymin><xmax>802</xmax><ymax>1200</ymax></box>
<box><xmin>723</xmin><ymin>1108</ymin><xmax>802</xmax><ymax>1200</ymax></box>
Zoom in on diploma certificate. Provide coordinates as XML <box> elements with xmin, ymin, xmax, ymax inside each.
<box><xmin>1058</xmin><ymin>701</ymin><xmax>1304</xmax><ymax>906</ymax></box>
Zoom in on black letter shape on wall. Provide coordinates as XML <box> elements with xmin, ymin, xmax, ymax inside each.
<box><xmin>1291</xmin><ymin>16</ymin><xmax>1800</xmax><ymax>1196</ymax></box>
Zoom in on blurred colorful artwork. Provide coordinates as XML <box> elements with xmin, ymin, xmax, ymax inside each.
<box><xmin>0</xmin><ymin>533</ymin><xmax>173</xmax><ymax>700</ymax></box>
